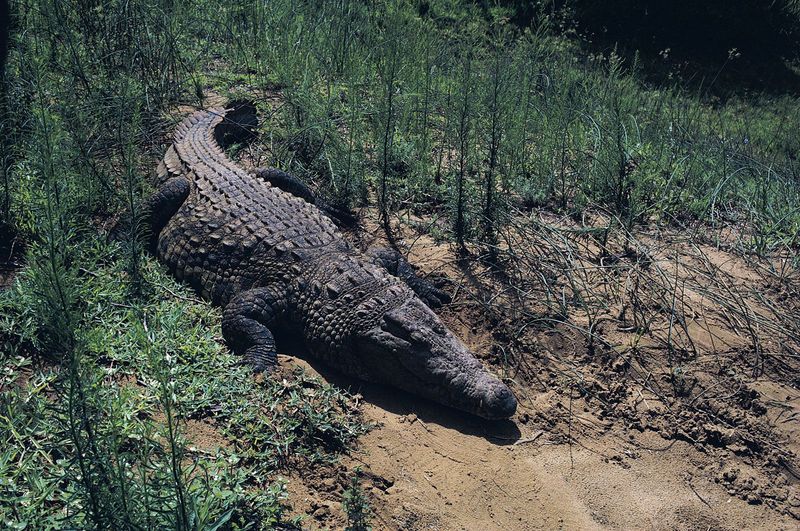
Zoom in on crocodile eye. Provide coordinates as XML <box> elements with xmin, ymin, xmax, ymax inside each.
<box><xmin>383</xmin><ymin>312</ymin><xmax>405</xmax><ymax>329</ymax></box>
<box><xmin>382</xmin><ymin>313</ymin><xmax>431</xmax><ymax>347</ymax></box>
<box><xmin>381</xmin><ymin>313</ymin><xmax>414</xmax><ymax>341</ymax></box>
<box><xmin>411</xmin><ymin>331</ymin><xmax>426</xmax><ymax>344</ymax></box>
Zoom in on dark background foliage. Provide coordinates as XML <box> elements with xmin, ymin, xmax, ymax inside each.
<box><xmin>504</xmin><ymin>0</ymin><xmax>800</xmax><ymax>94</ymax></box>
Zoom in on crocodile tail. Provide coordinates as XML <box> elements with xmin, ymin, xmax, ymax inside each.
<box><xmin>214</xmin><ymin>100</ymin><xmax>258</xmax><ymax>148</ymax></box>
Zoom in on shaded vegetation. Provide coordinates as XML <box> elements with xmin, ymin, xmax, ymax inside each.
<box><xmin>0</xmin><ymin>241</ymin><xmax>368</xmax><ymax>528</ymax></box>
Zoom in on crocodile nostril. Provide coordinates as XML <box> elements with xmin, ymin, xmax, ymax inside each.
<box><xmin>486</xmin><ymin>385</ymin><xmax>517</xmax><ymax>419</ymax></box>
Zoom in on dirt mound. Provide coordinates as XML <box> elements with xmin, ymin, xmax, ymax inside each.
<box><xmin>279</xmin><ymin>356</ymin><xmax>794</xmax><ymax>530</ymax></box>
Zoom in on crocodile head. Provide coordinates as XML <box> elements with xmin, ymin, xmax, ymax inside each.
<box><xmin>355</xmin><ymin>296</ymin><xmax>517</xmax><ymax>420</ymax></box>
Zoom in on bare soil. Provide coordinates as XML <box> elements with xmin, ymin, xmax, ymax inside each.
<box><xmin>276</xmin><ymin>354</ymin><xmax>797</xmax><ymax>530</ymax></box>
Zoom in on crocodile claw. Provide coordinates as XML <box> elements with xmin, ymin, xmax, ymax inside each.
<box><xmin>408</xmin><ymin>278</ymin><xmax>452</xmax><ymax>308</ymax></box>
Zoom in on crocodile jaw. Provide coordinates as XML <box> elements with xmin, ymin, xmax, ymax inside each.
<box><xmin>355</xmin><ymin>299</ymin><xmax>517</xmax><ymax>420</ymax></box>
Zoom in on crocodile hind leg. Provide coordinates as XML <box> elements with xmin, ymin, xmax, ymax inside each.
<box><xmin>254</xmin><ymin>167</ymin><xmax>358</xmax><ymax>226</ymax></box>
<box><xmin>367</xmin><ymin>247</ymin><xmax>451</xmax><ymax>308</ymax></box>
<box><xmin>222</xmin><ymin>286</ymin><xmax>288</xmax><ymax>373</ymax></box>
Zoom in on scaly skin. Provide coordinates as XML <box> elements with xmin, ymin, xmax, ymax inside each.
<box><xmin>145</xmin><ymin>104</ymin><xmax>517</xmax><ymax>420</ymax></box>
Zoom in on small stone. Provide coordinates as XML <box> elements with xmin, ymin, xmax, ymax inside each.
<box><xmin>722</xmin><ymin>468</ymin><xmax>738</xmax><ymax>482</ymax></box>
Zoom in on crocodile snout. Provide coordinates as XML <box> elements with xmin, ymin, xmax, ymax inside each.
<box><xmin>357</xmin><ymin>297</ymin><xmax>517</xmax><ymax>420</ymax></box>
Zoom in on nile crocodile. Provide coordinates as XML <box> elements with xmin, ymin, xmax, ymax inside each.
<box><xmin>141</xmin><ymin>103</ymin><xmax>517</xmax><ymax>420</ymax></box>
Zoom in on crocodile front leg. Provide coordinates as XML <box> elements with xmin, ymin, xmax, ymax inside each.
<box><xmin>222</xmin><ymin>285</ymin><xmax>288</xmax><ymax>373</ymax></box>
<box><xmin>368</xmin><ymin>247</ymin><xmax>451</xmax><ymax>308</ymax></box>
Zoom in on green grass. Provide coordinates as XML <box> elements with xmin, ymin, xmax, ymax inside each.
<box><xmin>4</xmin><ymin>0</ymin><xmax>799</xmax><ymax>250</ymax></box>
<box><xmin>342</xmin><ymin>468</ymin><xmax>373</xmax><ymax>531</ymax></box>
<box><xmin>200</xmin><ymin>0</ymin><xmax>800</xmax><ymax>252</ymax></box>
